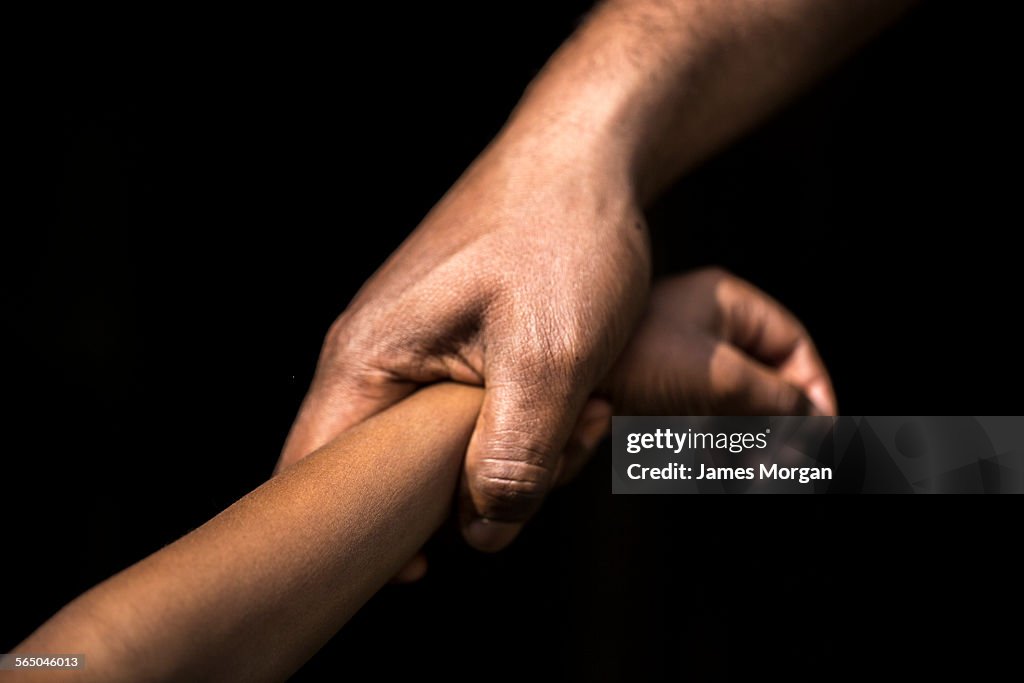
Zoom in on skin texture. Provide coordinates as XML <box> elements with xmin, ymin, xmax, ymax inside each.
<box><xmin>279</xmin><ymin>0</ymin><xmax>914</xmax><ymax>552</ymax></box>
<box><xmin>560</xmin><ymin>269</ymin><xmax>836</xmax><ymax>484</ymax></box>
<box><xmin>6</xmin><ymin>270</ymin><xmax>830</xmax><ymax>682</ymax></box>
<box><xmin>279</xmin><ymin>137</ymin><xmax>650</xmax><ymax>552</ymax></box>
<box><xmin>604</xmin><ymin>269</ymin><xmax>835</xmax><ymax>417</ymax></box>
<box><xmin>11</xmin><ymin>385</ymin><xmax>483</xmax><ymax>683</ymax></box>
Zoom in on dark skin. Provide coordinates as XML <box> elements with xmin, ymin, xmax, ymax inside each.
<box><xmin>568</xmin><ymin>268</ymin><xmax>837</xmax><ymax>485</ymax></box>
<box><xmin>8</xmin><ymin>270</ymin><xmax>828</xmax><ymax>682</ymax></box>
<box><xmin>280</xmin><ymin>0</ymin><xmax>915</xmax><ymax>553</ymax></box>
<box><xmin>606</xmin><ymin>268</ymin><xmax>834</xmax><ymax>416</ymax></box>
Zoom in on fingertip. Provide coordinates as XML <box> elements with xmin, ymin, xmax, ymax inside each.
<box><xmin>577</xmin><ymin>398</ymin><xmax>613</xmax><ymax>452</ymax></box>
<box><xmin>806</xmin><ymin>382</ymin><xmax>837</xmax><ymax>416</ymax></box>
<box><xmin>391</xmin><ymin>553</ymin><xmax>429</xmax><ymax>584</ymax></box>
<box><xmin>464</xmin><ymin>518</ymin><xmax>522</xmax><ymax>553</ymax></box>
<box><xmin>557</xmin><ymin>397</ymin><xmax>614</xmax><ymax>485</ymax></box>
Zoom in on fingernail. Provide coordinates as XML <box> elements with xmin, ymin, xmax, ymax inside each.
<box><xmin>465</xmin><ymin>518</ymin><xmax>521</xmax><ymax>553</ymax></box>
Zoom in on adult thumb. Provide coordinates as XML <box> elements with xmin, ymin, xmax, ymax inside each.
<box><xmin>459</xmin><ymin>378</ymin><xmax>586</xmax><ymax>552</ymax></box>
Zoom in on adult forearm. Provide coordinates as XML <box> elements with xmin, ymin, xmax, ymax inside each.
<box><xmin>502</xmin><ymin>0</ymin><xmax>917</xmax><ymax>203</ymax></box>
<box><xmin>12</xmin><ymin>384</ymin><xmax>482</xmax><ymax>683</ymax></box>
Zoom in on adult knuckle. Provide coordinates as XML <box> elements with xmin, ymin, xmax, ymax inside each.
<box><xmin>325</xmin><ymin>311</ymin><xmax>410</xmax><ymax>369</ymax></box>
<box><xmin>315</xmin><ymin>321</ymin><xmax>390</xmax><ymax>389</ymax></box>
<box><xmin>323</xmin><ymin>314</ymin><xmax>367</xmax><ymax>357</ymax></box>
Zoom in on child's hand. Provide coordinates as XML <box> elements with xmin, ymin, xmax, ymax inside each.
<box><xmin>606</xmin><ymin>267</ymin><xmax>835</xmax><ymax>416</ymax></box>
<box><xmin>556</xmin><ymin>268</ymin><xmax>835</xmax><ymax>483</ymax></box>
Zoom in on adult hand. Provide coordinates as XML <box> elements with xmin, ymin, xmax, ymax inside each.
<box><xmin>278</xmin><ymin>130</ymin><xmax>650</xmax><ymax>552</ymax></box>
<box><xmin>279</xmin><ymin>0</ymin><xmax>892</xmax><ymax>551</ymax></box>
<box><xmin>392</xmin><ymin>267</ymin><xmax>835</xmax><ymax>578</ymax></box>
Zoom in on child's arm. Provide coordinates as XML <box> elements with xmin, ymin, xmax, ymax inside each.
<box><xmin>10</xmin><ymin>383</ymin><xmax>482</xmax><ymax>683</ymax></box>
<box><xmin>8</xmin><ymin>269</ymin><xmax>834</xmax><ymax>682</ymax></box>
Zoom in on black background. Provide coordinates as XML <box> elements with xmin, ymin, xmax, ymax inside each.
<box><xmin>3</xmin><ymin>2</ymin><xmax>1020</xmax><ymax>679</ymax></box>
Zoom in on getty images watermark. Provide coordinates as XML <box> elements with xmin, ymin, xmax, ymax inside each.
<box><xmin>612</xmin><ymin>416</ymin><xmax>1024</xmax><ymax>494</ymax></box>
